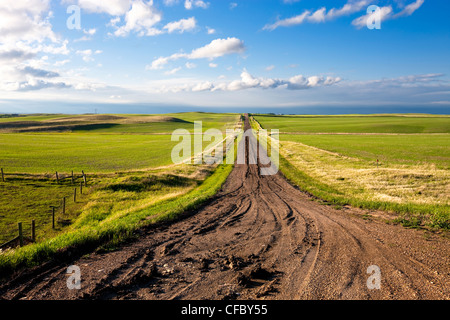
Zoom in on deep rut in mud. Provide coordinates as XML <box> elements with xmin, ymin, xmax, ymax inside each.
<box><xmin>1</xmin><ymin>115</ymin><xmax>449</xmax><ymax>300</ymax></box>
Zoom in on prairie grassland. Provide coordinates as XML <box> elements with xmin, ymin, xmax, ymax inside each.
<box><xmin>252</xmin><ymin>115</ymin><xmax>449</xmax><ymax>229</ymax></box>
<box><xmin>0</xmin><ymin>112</ymin><xmax>240</xmax><ymax>173</ymax></box>
<box><xmin>0</xmin><ymin>112</ymin><xmax>240</xmax><ymax>134</ymax></box>
<box><xmin>0</xmin><ymin>113</ymin><xmax>240</xmax><ymax>274</ymax></box>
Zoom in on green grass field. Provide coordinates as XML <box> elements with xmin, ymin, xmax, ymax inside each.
<box><xmin>0</xmin><ymin>113</ymin><xmax>240</xmax><ymax>275</ymax></box>
<box><xmin>0</xmin><ymin>112</ymin><xmax>239</xmax><ymax>134</ymax></box>
<box><xmin>255</xmin><ymin>114</ymin><xmax>450</xmax><ymax>134</ymax></box>
<box><xmin>282</xmin><ymin>134</ymin><xmax>449</xmax><ymax>169</ymax></box>
<box><xmin>0</xmin><ymin>134</ymin><xmax>178</xmax><ymax>173</ymax></box>
<box><xmin>0</xmin><ymin>112</ymin><xmax>240</xmax><ymax>173</ymax></box>
<box><xmin>253</xmin><ymin>114</ymin><xmax>450</xmax><ymax>229</ymax></box>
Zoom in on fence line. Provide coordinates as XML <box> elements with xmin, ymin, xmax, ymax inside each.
<box><xmin>0</xmin><ymin>169</ymin><xmax>89</xmax><ymax>250</ymax></box>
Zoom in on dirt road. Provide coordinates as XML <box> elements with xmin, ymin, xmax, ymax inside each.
<box><xmin>1</xmin><ymin>116</ymin><xmax>449</xmax><ymax>300</ymax></box>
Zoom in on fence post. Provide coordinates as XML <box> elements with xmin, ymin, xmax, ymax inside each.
<box><xmin>82</xmin><ymin>171</ymin><xmax>87</xmax><ymax>187</ymax></box>
<box><xmin>18</xmin><ymin>222</ymin><xmax>23</xmax><ymax>247</ymax></box>
<box><xmin>51</xmin><ymin>206</ymin><xmax>56</xmax><ymax>229</ymax></box>
<box><xmin>31</xmin><ymin>220</ymin><xmax>35</xmax><ymax>242</ymax></box>
<box><xmin>80</xmin><ymin>181</ymin><xmax>83</xmax><ymax>195</ymax></box>
<box><xmin>1</xmin><ymin>168</ymin><xmax>4</xmax><ymax>182</ymax></box>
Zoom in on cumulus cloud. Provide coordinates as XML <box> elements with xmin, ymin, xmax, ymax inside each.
<box><xmin>157</xmin><ymin>70</ymin><xmax>342</xmax><ymax>93</ymax></box>
<box><xmin>147</xmin><ymin>37</ymin><xmax>245</xmax><ymax>70</ymax></box>
<box><xmin>184</xmin><ymin>0</ymin><xmax>209</xmax><ymax>10</ymax></box>
<box><xmin>163</xmin><ymin>17</ymin><xmax>197</xmax><ymax>33</ymax></box>
<box><xmin>0</xmin><ymin>0</ymin><xmax>57</xmax><ymax>43</ymax></box>
<box><xmin>189</xmin><ymin>37</ymin><xmax>245</xmax><ymax>59</ymax></box>
<box><xmin>75</xmin><ymin>0</ymin><xmax>201</xmax><ymax>37</ymax></box>
<box><xmin>70</xmin><ymin>0</ymin><xmax>132</xmax><ymax>16</ymax></box>
<box><xmin>0</xmin><ymin>0</ymin><xmax>74</xmax><ymax>93</ymax></box>
<box><xmin>113</xmin><ymin>0</ymin><xmax>162</xmax><ymax>37</ymax></box>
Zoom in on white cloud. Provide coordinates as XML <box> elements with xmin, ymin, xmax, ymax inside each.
<box><xmin>158</xmin><ymin>70</ymin><xmax>342</xmax><ymax>93</ymax></box>
<box><xmin>264</xmin><ymin>0</ymin><xmax>371</xmax><ymax>30</ymax></box>
<box><xmin>76</xmin><ymin>49</ymin><xmax>102</xmax><ymax>62</ymax></box>
<box><xmin>163</xmin><ymin>0</ymin><xmax>179</xmax><ymax>6</ymax></box>
<box><xmin>72</xmin><ymin>0</ymin><xmax>132</xmax><ymax>16</ymax></box>
<box><xmin>165</xmin><ymin>67</ymin><xmax>182</xmax><ymax>75</ymax></box>
<box><xmin>0</xmin><ymin>0</ymin><xmax>56</xmax><ymax>43</ymax></box>
<box><xmin>185</xmin><ymin>62</ymin><xmax>197</xmax><ymax>69</ymax></box>
<box><xmin>394</xmin><ymin>0</ymin><xmax>425</xmax><ymax>17</ymax></box>
<box><xmin>209</xmin><ymin>63</ymin><xmax>218</xmax><ymax>68</ymax></box>
<box><xmin>84</xmin><ymin>28</ymin><xmax>97</xmax><ymax>36</ymax></box>
<box><xmin>192</xmin><ymin>81</ymin><xmax>213</xmax><ymax>92</ymax></box>
<box><xmin>147</xmin><ymin>37</ymin><xmax>245</xmax><ymax>70</ymax></box>
<box><xmin>113</xmin><ymin>0</ymin><xmax>162</xmax><ymax>37</ymax></box>
<box><xmin>0</xmin><ymin>1</ymin><xmax>74</xmax><ymax>94</ymax></box>
<box><xmin>54</xmin><ymin>59</ymin><xmax>70</xmax><ymax>67</ymax></box>
<box><xmin>184</xmin><ymin>0</ymin><xmax>209</xmax><ymax>10</ymax></box>
<box><xmin>189</xmin><ymin>37</ymin><xmax>245</xmax><ymax>59</ymax></box>
<box><xmin>265</xmin><ymin>65</ymin><xmax>275</xmax><ymax>71</ymax></box>
<box><xmin>264</xmin><ymin>11</ymin><xmax>310</xmax><ymax>30</ymax></box>
<box><xmin>164</xmin><ymin>17</ymin><xmax>197</xmax><ymax>33</ymax></box>
<box><xmin>147</xmin><ymin>57</ymin><xmax>170</xmax><ymax>70</ymax></box>
<box><xmin>108</xmin><ymin>17</ymin><xmax>121</xmax><ymax>27</ymax></box>
<box><xmin>262</xmin><ymin>0</ymin><xmax>424</xmax><ymax>30</ymax></box>
<box><xmin>230</xmin><ymin>3</ymin><xmax>238</xmax><ymax>10</ymax></box>
<box><xmin>206</xmin><ymin>27</ymin><xmax>216</xmax><ymax>34</ymax></box>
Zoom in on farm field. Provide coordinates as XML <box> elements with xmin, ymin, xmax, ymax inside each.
<box><xmin>0</xmin><ymin>113</ymin><xmax>239</xmax><ymax>271</ymax></box>
<box><xmin>253</xmin><ymin>114</ymin><xmax>450</xmax><ymax>134</ymax></box>
<box><xmin>0</xmin><ymin>112</ymin><xmax>240</xmax><ymax>173</ymax></box>
<box><xmin>253</xmin><ymin>114</ymin><xmax>450</xmax><ymax>229</ymax></box>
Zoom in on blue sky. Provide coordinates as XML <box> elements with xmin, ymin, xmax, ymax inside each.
<box><xmin>0</xmin><ymin>0</ymin><xmax>449</xmax><ymax>114</ymax></box>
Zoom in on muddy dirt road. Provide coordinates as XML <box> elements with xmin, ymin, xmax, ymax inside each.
<box><xmin>1</xmin><ymin>116</ymin><xmax>449</xmax><ymax>300</ymax></box>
